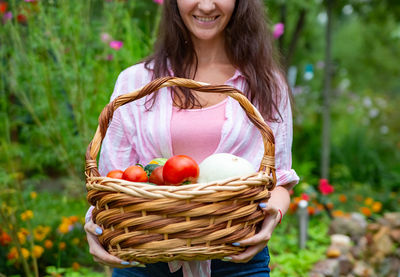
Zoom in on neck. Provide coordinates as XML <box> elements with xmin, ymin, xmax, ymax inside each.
<box><xmin>191</xmin><ymin>35</ymin><xmax>229</xmax><ymax>66</ymax></box>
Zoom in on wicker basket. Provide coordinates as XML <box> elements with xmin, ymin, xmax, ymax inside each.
<box><xmin>85</xmin><ymin>77</ymin><xmax>276</xmax><ymax>263</ymax></box>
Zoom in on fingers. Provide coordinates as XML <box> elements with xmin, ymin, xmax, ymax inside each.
<box><xmin>228</xmin><ymin>244</ymin><xmax>265</xmax><ymax>263</ymax></box>
<box><xmin>234</xmin><ymin>228</ymin><xmax>271</xmax><ymax>247</ymax></box>
<box><xmin>223</xmin><ymin>203</ymin><xmax>280</xmax><ymax>263</ymax></box>
<box><xmin>233</xmin><ymin>204</ymin><xmax>278</xmax><ymax>247</ymax></box>
<box><xmin>86</xmin><ymin>228</ymin><xmax>145</xmax><ymax>268</ymax></box>
<box><xmin>84</xmin><ymin>219</ymin><xmax>103</xmax><ymax>236</ymax></box>
<box><xmin>259</xmin><ymin>203</ymin><xmax>278</xmax><ymax>216</ymax></box>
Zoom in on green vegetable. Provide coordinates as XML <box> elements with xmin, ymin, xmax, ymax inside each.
<box><xmin>144</xmin><ymin>164</ymin><xmax>160</xmax><ymax>176</ymax></box>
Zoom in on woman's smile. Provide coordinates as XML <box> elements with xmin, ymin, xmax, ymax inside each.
<box><xmin>193</xmin><ymin>15</ymin><xmax>220</xmax><ymax>23</ymax></box>
<box><xmin>178</xmin><ymin>0</ymin><xmax>235</xmax><ymax>42</ymax></box>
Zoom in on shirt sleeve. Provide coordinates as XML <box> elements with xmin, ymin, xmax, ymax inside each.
<box><xmin>86</xmin><ymin>72</ymin><xmax>140</xmax><ymax>222</ymax></box>
<box><xmin>85</xmin><ymin>205</ymin><xmax>94</xmax><ymax>224</ymax></box>
<box><xmin>272</xmin><ymin>82</ymin><xmax>300</xmax><ymax>190</ymax></box>
<box><xmin>98</xmin><ymin>72</ymin><xmax>139</xmax><ymax>176</ymax></box>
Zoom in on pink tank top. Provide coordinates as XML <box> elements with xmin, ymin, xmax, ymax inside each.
<box><xmin>171</xmin><ymin>98</ymin><xmax>227</xmax><ymax>164</ymax></box>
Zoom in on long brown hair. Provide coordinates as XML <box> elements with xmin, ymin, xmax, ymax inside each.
<box><xmin>144</xmin><ymin>0</ymin><xmax>288</xmax><ymax>122</ymax></box>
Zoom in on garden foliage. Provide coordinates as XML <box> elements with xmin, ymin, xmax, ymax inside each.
<box><xmin>0</xmin><ymin>0</ymin><xmax>399</xmax><ymax>276</ymax></box>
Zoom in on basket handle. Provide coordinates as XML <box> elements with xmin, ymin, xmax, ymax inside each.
<box><xmin>85</xmin><ymin>77</ymin><xmax>276</xmax><ymax>184</ymax></box>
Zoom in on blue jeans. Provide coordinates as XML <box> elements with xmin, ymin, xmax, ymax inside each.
<box><xmin>112</xmin><ymin>247</ymin><xmax>270</xmax><ymax>277</ymax></box>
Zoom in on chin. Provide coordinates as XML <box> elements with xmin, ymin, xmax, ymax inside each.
<box><xmin>192</xmin><ymin>31</ymin><xmax>222</xmax><ymax>42</ymax></box>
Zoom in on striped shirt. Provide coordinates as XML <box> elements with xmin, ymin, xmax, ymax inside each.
<box><xmin>94</xmin><ymin>62</ymin><xmax>299</xmax><ymax>277</ymax></box>
<box><xmin>99</xmin><ymin>63</ymin><xmax>299</xmax><ymax>188</ymax></box>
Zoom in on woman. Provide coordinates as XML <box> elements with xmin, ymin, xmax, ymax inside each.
<box><xmin>84</xmin><ymin>0</ymin><xmax>299</xmax><ymax>276</ymax></box>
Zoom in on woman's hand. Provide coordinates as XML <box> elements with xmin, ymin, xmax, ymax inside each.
<box><xmin>84</xmin><ymin>220</ymin><xmax>145</xmax><ymax>268</ymax></box>
<box><xmin>227</xmin><ymin>203</ymin><xmax>281</xmax><ymax>263</ymax></box>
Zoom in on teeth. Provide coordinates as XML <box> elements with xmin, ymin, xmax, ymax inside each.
<box><xmin>195</xmin><ymin>16</ymin><xmax>217</xmax><ymax>22</ymax></box>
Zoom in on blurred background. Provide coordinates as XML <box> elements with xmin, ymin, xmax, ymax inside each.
<box><xmin>0</xmin><ymin>0</ymin><xmax>399</xmax><ymax>276</ymax></box>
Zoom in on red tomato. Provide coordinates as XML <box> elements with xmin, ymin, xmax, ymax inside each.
<box><xmin>106</xmin><ymin>169</ymin><xmax>124</xmax><ymax>179</ymax></box>
<box><xmin>122</xmin><ymin>166</ymin><xmax>148</xmax><ymax>182</ymax></box>
<box><xmin>149</xmin><ymin>166</ymin><xmax>165</xmax><ymax>186</ymax></box>
<box><xmin>163</xmin><ymin>155</ymin><xmax>199</xmax><ymax>185</ymax></box>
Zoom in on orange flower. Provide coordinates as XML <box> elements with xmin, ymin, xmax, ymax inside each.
<box><xmin>338</xmin><ymin>194</ymin><xmax>347</xmax><ymax>203</ymax></box>
<box><xmin>44</xmin><ymin>240</ymin><xmax>53</xmax><ymax>249</ymax></box>
<box><xmin>0</xmin><ymin>2</ymin><xmax>8</xmax><ymax>14</ymax></box>
<box><xmin>364</xmin><ymin>197</ymin><xmax>373</xmax><ymax>206</ymax></box>
<box><xmin>20</xmin><ymin>228</ymin><xmax>29</xmax><ymax>235</ymax></box>
<box><xmin>20</xmin><ymin>210</ymin><xmax>34</xmax><ymax>221</ymax></box>
<box><xmin>293</xmin><ymin>197</ymin><xmax>302</xmax><ymax>204</ymax></box>
<box><xmin>72</xmin><ymin>262</ymin><xmax>80</xmax><ymax>271</ymax></box>
<box><xmin>316</xmin><ymin>203</ymin><xmax>324</xmax><ymax>211</ymax></box>
<box><xmin>326</xmin><ymin>202</ymin><xmax>334</xmax><ymax>210</ymax></box>
<box><xmin>32</xmin><ymin>245</ymin><xmax>44</xmax><ymax>259</ymax></box>
<box><xmin>7</xmin><ymin>247</ymin><xmax>18</xmax><ymax>260</ymax></box>
<box><xmin>372</xmin><ymin>201</ymin><xmax>382</xmax><ymax>213</ymax></box>
<box><xmin>69</xmin><ymin>216</ymin><xmax>79</xmax><ymax>224</ymax></box>
<box><xmin>59</xmin><ymin>242</ymin><xmax>66</xmax><ymax>250</ymax></box>
<box><xmin>307</xmin><ymin>206</ymin><xmax>316</xmax><ymax>215</ymax></box>
<box><xmin>289</xmin><ymin>202</ymin><xmax>298</xmax><ymax>213</ymax></box>
<box><xmin>58</xmin><ymin>223</ymin><xmax>70</xmax><ymax>234</ymax></box>
<box><xmin>7</xmin><ymin>247</ymin><xmax>29</xmax><ymax>260</ymax></box>
<box><xmin>61</xmin><ymin>217</ymin><xmax>72</xmax><ymax>225</ymax></box>
<box><xmin>0</xmin><ymin>231</ymin><xmax>12</xmax><ymax>246</ymax></box>
<box><xmin>21</xmin><ymin>248</ymin><xmax>30</xmax><ymax>259</ymax></box>
<box><xmin>58</xmin><ymin>217</ymin><xmax>75</xmax><ymax>234</ymax></box>
<box><xmin>360</xmin><ymin>206</ymin><xmax>372</xmax><ymax>217</ymax></box>
<box><xmin>17</xmin><ymin>231</ymin><xmax>27</xmax><ymax>244</ymax></box>
<box><xmin>34</xmin><ymin>226</ymin><xmax>51</xmax><ymax>241</ymax></box>
<box><xmin>332</xmin><ymin>210</ymin><xmax>345</xmax><ymax>217</ymax></box>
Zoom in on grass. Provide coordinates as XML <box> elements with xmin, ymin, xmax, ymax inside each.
<box><xmin>269</xmin><ymin>213</ymin><xmax>330</xmax><ymax>276</ymax></box>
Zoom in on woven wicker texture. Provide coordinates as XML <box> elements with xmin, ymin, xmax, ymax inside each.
<box><xmin>86</xmin><ymin>77</ymin><xmax>276</xmax><ymax>263</ymax></box>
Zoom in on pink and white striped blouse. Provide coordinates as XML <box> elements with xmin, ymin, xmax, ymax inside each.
<box><xmin>99</xmin><ymin>62</ymin><xmax>299</xmax><ymax>188</ymax></box>
<box><xmin>94</xmin><ymin>62</ymin><xmax>299</xmax><ymax>277</ymax></box>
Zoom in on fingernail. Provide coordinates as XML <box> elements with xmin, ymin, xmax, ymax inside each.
<box><xmin>121</xmin><ymin>261</ymin><xmax>130</xmax><ymax>265</ymax></box>
<box><xmin>95</xmin><ymin>227</ymin><xmax>103</xmax><ymax>235</ymax></box>
<box><xmin>131</xmin><ymin>261</ymin><xmax>139</xmax><ymax>266</ymax></box>
<box><xmin>232</xmin><ymin>242</ymin><xmax>240</xmax><ymax>246</ymax></box>
<box><xmin>222</xmin><ymin>257</ymin><xmax>232</xmax><ymax>261</ymax></box>
<box><xmin>259</xmin><ymin>203</ymin><xmax>267</xmax><ymax>208</ymax></box>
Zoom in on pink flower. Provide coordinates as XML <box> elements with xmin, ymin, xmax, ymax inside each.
<box><xmin>109</xmin><ymin>40</ymin><xmax>123</xmax><ymax>50</ymax></box>
<box><xmin>153</xmin><ymin>0</ymin><xmax>163</xmax><ymax>4</ymax></box>
<box><xmin>3</xmin><ymin>11</ymin><xmax>12</xmax><ymax>23</ymax></box>
<box><xmin>318</xmin><ymin>179</ymin><xmax>334</xmax><ymax>195</ymax></box>
<box><xmin>301</xmin><ymin>193</ymin><xmax>310</xmax><ymax>201</ymax></box>
<box><xmin>273</xmin><ymin>23</ymin><xmax>284</xmax><ymax>39</ymax></box>
<box><xmin>100</xmin><ymin>32</ymin><xmax>112</xmax><ymax>43</ymax></box>
<box><xmin>106</xmin><ymin>54</ymin><xmax>113</xmax><ymax>61</ymax></box>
